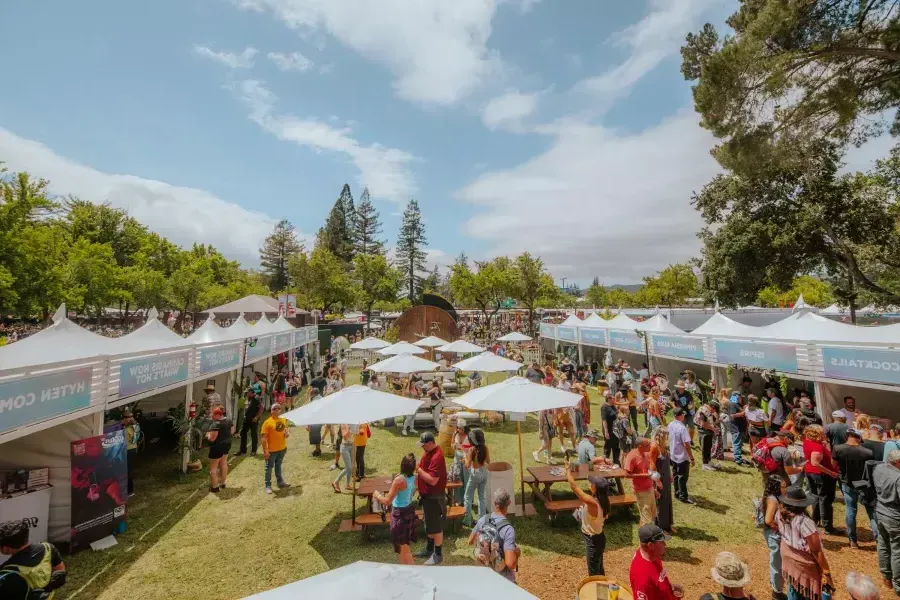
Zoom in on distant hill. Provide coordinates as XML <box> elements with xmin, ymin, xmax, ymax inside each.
<box><xmin>608</xmin><ymin>284</ymin><xmax>643</xmax><ymax>293</ymax></box>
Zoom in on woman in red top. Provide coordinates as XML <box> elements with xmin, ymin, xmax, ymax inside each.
<box><xmin>802</xmin><ymin>424</ymin><xmax>838</xmax><ymax>534</ymax></box>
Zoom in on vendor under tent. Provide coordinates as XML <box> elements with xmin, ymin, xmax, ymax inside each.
<box><xmin>282</xmin><ymin>385</ymin><xmax>422</xmax><ymax>531</ymax></box>
<box><xmin>378</xmin><ymin>341</ymin><xmax>426</xmax><ymax>356</ymax></box>
<box><xmin>437</xmin><ymin>339</ymin><xmax>486</xmax><ymax>354</ymax></box>
<box><xmin>349</xmin><ymin>337</ymin><xmax>390</xmax><ymax>350</ymax></box>
<box><xmin>497</xmin><ymin>331</ymin><xmax>532</xmax><ymax>342</ymax></box>
<box><xmin>367</xmin><ymin>353</ymin><xmax>441</xmax><ymax>374</ymax></box>
<box><xmin>243</xmin><ymin>560</ymin><xmax>537</xmax><ymax>599</ymax></box>
<box><xmin>456</xmin><ymin>376</ymin><xmax>581</xmax><ymax>516</ymax></box>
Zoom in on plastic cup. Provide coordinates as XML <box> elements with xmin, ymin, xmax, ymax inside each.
<box><xmin>609</xmin><ymin>583</ymin><xmax>619</xmax><ymax>600</ymax></box>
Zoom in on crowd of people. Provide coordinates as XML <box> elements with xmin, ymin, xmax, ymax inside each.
<box><xmin>0</xmin><ymin>320</ymin><xmax>134</xmax><ymax>344</ymax></box>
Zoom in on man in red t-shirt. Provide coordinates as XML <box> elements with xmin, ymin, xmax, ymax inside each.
<box><xmin>630</xmin><ymin>524</ymin><xmax>681</xmax><ymax>600</ymax></box>
<box><xmin>625</xmin><ymin>438</ymin><xmax>657</xmax><ymax>525</ymax></box>
<box><xmin>416</xmin><ymin>431</ymin><xmax>447</xmax><ymax>565</ymax></box>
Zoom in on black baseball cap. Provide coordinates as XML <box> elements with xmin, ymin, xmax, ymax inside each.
<box><xmin>638</xmin><ymin>524</ymin><xmax>670</xmax><ymax>544</ymax></box>
<box><xmin>672</xmin><ymin>407</ymin><xmax>684</xmax><ymax>418</ymax></box>
<box><xmin>418</xmin><ymin>431</ymin><xmax>436</xmax><ymax>447</ymax></box>
<box><xmin>587</xmin><ymin>474</ymin><xmax>609</xmax><ymax>489</ymax></box>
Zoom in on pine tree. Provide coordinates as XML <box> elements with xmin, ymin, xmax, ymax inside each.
<box><xmin>343</xmin><ymin>185</ymin><xmax>357</xmax><ymax>252</ymax></box>
<box><xmin>352</xmin><ymin>187</ymin><xmax>385</xmax><ymax>256</ymax></box>
<box><xmin>317</xmin><ymin>185</ymin><xmax>354</xmax><ymax>265</ymax></box>
<box><xmin>395</xmin><ymin>199</ymin><xmax>428</xmax><ymax>302</ymax></box>
<box><xmin>455</xmin><ymin>251</ymin><xmax>469</xmax><ymax>269</ymax></box>
<box><xmin>423</xmin><ymin>264</ymin><xmax>441</xmax><ymax>292</ymax></box>
<box><xmin>259</xmin><ymin>219</ymin><xmax>303</xmax><ymax>292</ymax></box>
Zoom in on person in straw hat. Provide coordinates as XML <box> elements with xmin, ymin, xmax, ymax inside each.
<box><xmin>700</xmin><ymin>551</ymin><xmax>755</xmax><ymax>600</ymax></box>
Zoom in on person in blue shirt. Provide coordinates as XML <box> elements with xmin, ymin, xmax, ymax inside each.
<box><xmin>373</xmin><ymin>453</ymin><xmax>418</xmax><ymax>565</ymax></box>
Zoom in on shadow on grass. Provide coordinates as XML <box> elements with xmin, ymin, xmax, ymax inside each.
<box><xmin>692</xmin><ymin>495</ymin><xmax>729</xmax><ymax>515</ymax></box>
<box><xmin>273</xmin><ymin>484</ymin><xmax>304</xmax><ymax>499</ymax></box>
<box><xmin>663</xmin><ymin>546</ymin><xmax>702</xmax><ymax>565</ymax></box>
<box><xmin>215</xmin><ymin>486</ymin><xmax>246</xmax><ymax>500</ymax></box>
<box><xmin>673</xmin><ymin>526</ymin><xmax>718</xmax><ymax>542</ymax></box>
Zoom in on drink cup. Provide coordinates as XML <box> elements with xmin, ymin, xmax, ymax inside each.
<box><xmin>609</xmin><ymin>583</ymin><xmax>619</xmax><ymax>600</ymax></box>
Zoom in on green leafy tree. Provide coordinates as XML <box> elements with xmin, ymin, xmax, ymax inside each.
<box><xmin>168</xmin><ymin>257</ymin><xmax>213</xmax><ymax>332</ymax></box>
<box><xmin>63</xmin><ymin>199</ymin><xmax>147</xmax><ymax>267</ymax></box>
<box><xmin>606</xmin><ymin>288</ymin><xmax>634</xmax><ymax>309</ymax></box>
<box><xmin>682</xmin><ymin>1</ymin><xmax>900</xmax><ymax>173</ymax></box>
<box><xmin>395</xmin><ymin>199</ymin><xmax>428</xmax><ymax>302</ymax></box>
<box><xmin>317</xmin><ymin>195</ymin><xmax>354</xmax><ymax>266</ymax></box>
<box><xmin>423</xmin><ymin>264</ymin><xmax>441</xmax><ymax>292</ymax></box>
<box><xmin>640</xmin><ymin>263</ymin><xmax>699</xmax><ymax>308</ymax></box>
<box><xmin>585</xmin><ymin>282</ymin><xmax>609</xmax><ymax>308</ymax></box>
<box><xmin>65</xmin><ymin>240</ymin><xmax>121</xmax><ymax>319</ymax></box>
<box><xmin>757</xmin><ymin>275</ymin><xmax>834</xmax><ymax>308</ymax></box>
<box><xmin>288</xmin><ymin>247</ymin><xmax>355</xmax><ymax>312</ymax></box>
<box><xmin>121</xmin><ymin>266</ymin><xmax>171</xmax><ymax>317</ymax></box>
<box><xmin>509</xmin><ymin>252</ymin><xmax>557</xmax><ymax>337</ymax></box>
<box><xmin>450</xmin><ymin>257</ymin><xmax>515</xmax><ymax>328</ymax></box>
<box><xmin>259</xmin><ymin>219</ymin><xmax>303</xmax><ymax>292</ymax></box>
<box><xmin>352</xmin><ymin>254</ymin><xmax>402</xmax><ymax>333</ymax></box>
<box><xmin>352</xmin><ymin>187</ymin><xmax>385</xmax><ymax>256</ymax></box>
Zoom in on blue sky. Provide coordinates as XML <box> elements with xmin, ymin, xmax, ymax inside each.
<box><xmin>1</xmin><ymin>0</ymin><xmax>890</xmax><ymax>285</ymax></box>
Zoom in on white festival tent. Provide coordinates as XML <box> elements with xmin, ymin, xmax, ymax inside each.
<box><xmin>202</xmin><ymin>294</ymin><xmax>280</xmax><ymax>315</ymax></box>
<box><xmin>437</xmin><ymin>340</ymin><xmax>486</xmax><ymax>354</ymax></box>
<box><xmin>109</xmin><ymin>308</ymin><xmax>192</xmax><ymax>354</ymax></box>
<box><xmin>187</xmin><ymin>312</ymin><xmax>229</xmax><ymax>344</ymax></box>
<box><xmin>497</xmin><ymin>331</ymin><xmax>532</xmax><ymax>342</ymax></box>
<box><xmin>635</xmin><ymin>313</ymin><xmax>687</xmax><ymax>334</ymax></box>
<box><xmin>243</xmin><ymin>561</ymin><xmax>537</xmax><ymax>600</ymax></box>
<box><xmin>349</xmin><ymin>337</ymin><xmax>390</xmax><ymax>350</ymax></box>
<box><xmin>579</xmin><ymin>313</ymin><xmax>607</xmax><ymax>328</ymax></box>
<box><xmin>690</xmin><ymin>311</ymin><xmax>761</xmax><ymax>337</ymax></box>
<box><xmin>559</xmin><ymin>314</ymin><xmax>583</xmax><ymax>327</ymax></box>
<box><xmin>367</xmin><ymin>353</ymin><xmax>441</xmax><ymax>374</ymax></box>
<box><xmin>821</xmin><ymin>303</ymin><xmax>844</xmax><ymax>316</ymax></box>
<box><xmin>377</xmin><ymin>341</ymin><xmax>426</xmax><ymax>356</ymax></box>
<box><xmin>451</xmin><ymin>352</ymin><xmax>523</xmax><ymax>373</ymax></box>
<box><xmin>413</xmin><ymin>335</ymin><xmax>450</xmax><ymax>348</ymax></box>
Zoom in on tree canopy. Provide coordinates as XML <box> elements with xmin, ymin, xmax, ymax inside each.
<box><xmin>395</xmin><ymin>199</ymin><xmax>428</xmax><ymax>302</ymax></box>
<box><xmin>259</xmin><ymin>219</ymin><xmax>303</xmax><ymax>293</ymax></box>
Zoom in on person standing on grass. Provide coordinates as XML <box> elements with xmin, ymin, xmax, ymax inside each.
<box><xmin>833</xmin><ymin>428</ymin><xmax>876</xmax><ymax>548</ymax></box>
<box><xmin>565</xmin><ymin>464</ymin><xmax>609</xmax><ymax>576</ymax></box>
<box><xmin>463</xmin><ymin>428</ymin><xmax>490</xmax><ymax>527</ymax></box>
<box><xmin>373</xmin><ymin>453</ymin><xmax>418</xmax><ymax>565</ymax></box>
<box><xmin>353</xmin><ymin>422</ymin><xmax>369</xmax><ymax>481</ymax></box>
<box><xmin>416</xmin><ymin>432</ymin><xmax>447</xmax><ymax>565</ymax></box>
<box><xmin>668</xmin><ymin>408</ymin><xmax>695</xmax><ymax>505</ymax></box>
<box><xmin>802</xmin><ymin>424</ymin><xmax>838</xmax><ymax>534</ymax></box>
<box><xmin>205</xmin><ymin>406</ymin><xmax>234</xmax><ymax>493</ymax></box>
<box><xmin>630</xmin><ymin>524</ymin><xmax>682</xmax><ymax>600</ymax></box>
<box><xmin>728</xmin><ymin>383</ymin><xmax>750</xmax><ymax>466</ymax></box>
<box><xmin>625</xmin><ymin>437</ymin><xmax>658</xmax><ymax>526</ymax></box>
<box><xmin>696</xmin><ymin>400</ymin><xmax>720</xmax><ymax>471</ymax></box>
<box><xmin>767</xmin><ymin>388</ymin><xmax>785</xmax><ymax>434</ymax></box>
<box><xmin>650</xmin><ymin>426</ymin><xmax>674</xmax><ymax>534</ymax></box>
<box><xmin>775</xmin><ymin>486</ymin><xmax>833</xmax><ymax>600</ymax></box>
<box><xmin>261</xmin><ymin>403</ymin><xmax>291</xmax><ymax>495</ymax></box>
<box><xmin>825</xmin><ymin>410</ymin><xmax>849</xmax><ymax>450</ymax></box>
<box><xmin>331</xmin><ymin>423</ymin><xmax>355</xmax><ymax>493</ymax></box>
<box><xmin>122</xmin><ymin>409</ymin><xmax>139</xmax><ymax>497</ymax></box>
<box><xmin>237</xmin><ymin>389</ymin><xmax>262</xmax><ymax>456</ymax></box>
<box><xmin>760</xmin><ymin>474</ymin><xmax>788</xmax><ymax>600</ymax></box>
<box><xmin>453</xmin><ymin>418</ymin><xmax>472</xmax><ymax>505</ymax></box>
<box><xmin>600</xmin><ymin>391</ymin><xmax>620</xmax><ymax>464</ymax></box>
<box><xmin>644</xmin><ymin>386</ymin><xmax>665</xmax><ymax>437</ymax></box>
<box><xmin>468</xmin><ymin>488</ymin><xmax>520</xmax><ymax>584</ymax></box>
<box><xmin>874</xmin><ymin>449</ymin><xmax>900</xmax><ymax>594</ymax></box>
<box><xmin>0</xmin><ymin>520</ymin><xmax>67</xmax><ymax>600</ymax></box>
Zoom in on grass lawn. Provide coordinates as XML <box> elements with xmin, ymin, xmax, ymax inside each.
<box><xmin>60</xmin><ymin>370</ymin><xmax>884</xmax><ymax>600</ymax></box>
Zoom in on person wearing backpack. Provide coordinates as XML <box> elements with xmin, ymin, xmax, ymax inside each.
<box><xmin>752</xmin><ymin>430</ymin><xmax>795</xmax><ymax>489</ymax></box>
<box><xmin>0</xmin><ymin>520</ymin><xmax>67</xmax><ymax>599</ymax></box>
<box><xmin>468</xmin><ymin>488</ymin><xmax>519</xmax><ymax>584</ymax></box>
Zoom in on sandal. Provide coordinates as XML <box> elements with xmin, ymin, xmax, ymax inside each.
<box><xmin>332</xmin><ymin>482</ymin><xmax>341</xmax><ymax>494</ymax></box>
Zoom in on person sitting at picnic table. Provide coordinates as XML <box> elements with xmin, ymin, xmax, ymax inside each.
<box><xmin>577</xmin><ymin>430</ymin><xmax>611</xmax><ymax>468</ymax></box>
<box><xmin>565</xmin><ymin>461</ymin><xmax>610</xmax><ymax>576</ymax></box>
<box><xmin>373</xmin><ymin>453</ymin><xmax>418</xmax><ymax>565</ymax></box>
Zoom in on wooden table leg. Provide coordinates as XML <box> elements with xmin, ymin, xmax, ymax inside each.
<box><xmin>528</xmin><ymin>480</ymin><xmax>552</xmax><ymax>505</ymax></box>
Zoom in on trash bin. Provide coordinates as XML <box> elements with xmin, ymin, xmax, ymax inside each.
<box><xmin>486</xmin><ymin>461</ymin><xmax>519</xmax><ymax>515</ymax></box>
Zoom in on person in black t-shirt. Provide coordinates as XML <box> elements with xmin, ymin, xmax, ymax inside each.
<box><xmin>560</xmin><ymin>357</ymin><xmax>575</xmax><ymax>381</ymax></box>
<box><xmin>237</xmin><ymin>390</ymin><xmax>262</xmax><ymax>455</ymax></box>
<box><xmin>833</xmin><ymin>428</ymin><xmax>876</xmax><ymax>547</ymax></box>
<box><xmin>310</xmin><ymin>369</ymin><xmax>328</xmax><ymax>397</ymax></box>
<box><xmin>599</xmin><ymin>392</ymin><xmax>620</xmax><ymax>464</ymax></box>
<box><xmin>205</xmin><ymin>406</ymin><xmax>234</xmax><ymax>492</ymax></box>
<box><xmin>0</xmin><ymin>520</ymin><xmax>66</xmax><ymax>600</ymax></box>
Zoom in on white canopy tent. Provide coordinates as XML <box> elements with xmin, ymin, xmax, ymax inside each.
<box><xmin>579</xmin><ymin>313</ymin><xmax>607</xmax><ymax>328</ymax></box>
<box><xmin>0</xmin><ymin>306</ymin><xmax>115</xmax><ymax>370</ymax></box>
<box><xmin>559</xmin><ymin>314</ymin><xmax>583</xmax><ymax>327</ymax></box>
<box><xmin>635</xmin><ymin>313</ymin><xmax>686</xmax><ymax>334</ymax></box>
<box><xmin>349</xmin><ymin>337</ymin><xmax>390</xmax><ymax>350</ymax></box>
<box><xmin>437</xmin><ymin>340</ymin><xmax>486</xmax><ymax>354</ymax></box>
<box><xmin>413</xmin><ymin>335</ymin><xmax>450</xmax><ymax>348</ymax></box>
<box><xmin>497</xmin><ymin>331</ymin><xmax>532</xmax><ymax>342</ymax></box>
<box><xmin>690</xmin><ymin>312</ymin><xmax>761</xmax><ymax>337</ymax></box>
<box><xmin>367</xmin><ymin>354</ymin><xmax>441</xmax><ymax>374</ymax></box>
<box><xmin>249</xmin><ymin>316</ymin><xmax>280</xmax><ymax>335</ymax></box>
<box><xmin>820</xmin><ymin>303</ymin><xmax>845</xmax><ymax>315</ymax></box>
<box><xmin>187</xmin><ymin>312</ymin><xmax>229</xmax><ymax>344</ymax></box>
<box><xmin>378</xmin><ymin>341</ymin><xmax>426</xmax><ymax>356</ymax></box>
<box><xmin>202</xmin><ymin>294</ymin><xmax>280</xmax><ymax>315</ymax></box>
<box><xmin>108</xmin><ymin>309</ymin><xmax>192</xmax><ymax>354</ymax></box>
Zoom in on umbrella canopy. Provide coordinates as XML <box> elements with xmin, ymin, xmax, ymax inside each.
<box><xmin>452</xmin><ymin>351</ymin><xmax>523</xmax><ymax>373</ymax></box>
<box><xmin>367</xmin><ymin>353</ymin><xmax>441</xmax><ymax>374</ymax></box>
<box><xmin>497</xmin><ymin>332</ymin><xmax>532</xmax><ymax>342</ymax></box>
<box><xmin>378</xmin><ymin>341</ymin><xmax>426</xmax><ymax>355</ymax></box>
<box><xmin>437</xmin><ymin>340</ymin><xmax>486</xmax><ymax>354</ymax></box>
<box><xmin>281</xmin><ymin>385</ymin><xmax>422</xmax><ymax>426</ymax></box>
<box><xmin>243</xmin><ymin>560</ymin><xmax>537</xmax><ymax>599</ymax></box>
<box><xmin>456</xmin><ymin>376</ymin><xmax>581</xmax><ymax>413</ymax></box>
<box><xmin>413</xmin><ymin>335</ymin><xmax>450</xmax><ymax>348</ymax></box>
<box><xmin>349</xmin><ymin>337</ymin><xmax>390</xmax><ymax>350</ymax></box>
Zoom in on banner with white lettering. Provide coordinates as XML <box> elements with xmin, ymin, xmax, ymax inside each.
<box><xmin>70</xmin><ymin>430</ymin><xmax>128</xmax><ymax>550</ymax></box>
<box><xmin>652</xmin><ymin>335</ymin><xmax>705</xmax><ymax>360</ymax></box>
<box><xmin>199</xmin><ymin>344</ymin><xmax>242</xmax><ymax>376</ymax></box>
<box><xmin>118</xmin><ymin>352</ymin><xmax>190</xmax><ymax>398</ymax></box>
<box><xmin>273</xmin><ymin>332</ymin><xmax>292</xmax><ymax>354</ymax></box>
<box><xmin>245</xmin><ymin>335</ymin><xmax>273</xmax><ymax>363</ymax></box>
<box><xmin>539</xmin><ymin>323</ymin><xmax>555</xmax><ymax>339</ymax></box>
<box><xmin>0</xmin><ymin>487</ymin><xmax>51</xmax><ymax>561</ymax></box>
<box><xmin>714</xmin><ymin>340</ymin><xmax>798</xmax><ymax>373</ymax></box>
<box><xmin>0</xmin><ymin>368</ymin><xmax>93</xmax><ymax>434</ymax></box>
<box><xmin>609</xmin><ymin>330</ymin><xmax>643</xmax><ymax>353</ymax></box>
<box><xmin>580</xmin><ymin>328</ymin><xmax>606</xmax><ymax>347</ymax></box>
<box><xmin>822</xmin><ymin>346</ymin><xmax>900</xmax><ymax>385</ymax></box>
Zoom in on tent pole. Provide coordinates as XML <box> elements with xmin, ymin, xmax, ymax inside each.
<box><xmin>517</xmin><ymin>421</ymin><xmax>525</xmax><ymax>516</ymax></box>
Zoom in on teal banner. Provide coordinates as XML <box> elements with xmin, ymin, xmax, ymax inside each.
<box><xmin>119</xmin><ymin>352</ymin><xmax>190</xmax><ymax>397</ymax></box>
<box><xmin>540</xmin><ymin>323</ymin><xmax>555</xmax><ymax>339</ymax></box>
<box><xmin>580</xmin><ymin>328</ymin><xmax>606</xmax><ymax>346</ymax></box>
<box><xmin>652</xmin><ymin>335</ymin><xmax>704</xmax><ymax>360</ymax></box>
<box><xmin>245</xmin><ymin>335</ymin><xmax>273</xmax><ymax>363</ymax></box>
<box><xmin>822</xmin><ymin>346</ymin><xmax>900</xmax><ymax>385</ymax></box>
<box><xmin>273</xmin><ymin>333</ymin><xmax>292</xmax><ymax>353</ymax></box>
<box><xmin>0</xmin><ymin>368</ymin><xmax>93</xmax><ymax>433</ymax></box>
<box><xmin>609</xmin><ymin>330</ymin><xmax>643</xmax><ymax>353</ymax></box>
<box><xmin>715</xmin><ymin>340</ymin><xmax>798</xmax><ymax>372</ymax></box>
<box><xmin>199</xmin><ymin>344</ymin><xmax>242</xmax><ymax>376</ymax></box>
<box><xmin>557</xmin><ymin>326</ymin><xmax>577</xmax><ymax>342</ymax></box>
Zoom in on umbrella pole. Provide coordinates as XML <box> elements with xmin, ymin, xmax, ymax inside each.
<box><xmin>351</xmin><ymin>437</ymin><xmax>357</xmax><ymax>527</ymax></box>
<box><xmin>517</xmin><ymin>421</ymin><xmax>525</xmax><ymax>516</ymax></box>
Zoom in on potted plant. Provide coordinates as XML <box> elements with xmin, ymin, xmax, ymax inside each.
<box><xmin>166</xmin><ymin>405</ymin><xmax>203</xmax><ymax>472</ymax></box>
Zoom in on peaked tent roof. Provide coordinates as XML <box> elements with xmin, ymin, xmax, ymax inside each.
<box><xmin>270</xmin><ymin>315</ymin><xmax>296</xmax><ymax>333</ymax></box>
<box><xmin>559</xmin><ymin>314</ymin><xmax>583</xmax><ymax>327</ymax></box>
<box><xmin>690</xmin><ymin>312</ymin><xmax>760</xmax><ymax>337</ymax></box>
<box><xmin>110</xmin><ymin>309</ymin><xmax>191</xmax><ymax>354</ymax></box>
<box><xmin>0</xmin><ymin>305</ymin><xmax>115</xmax><ymax>369</ymax></box>
<box><xmin>605</xmin><ymin>313</ymin><xmax>640</xmax><ymax>330</ymax></box>
<box><xmin>579</xmin><ymin>313</ymin><xmax>607</xmax><ymax>328</ymax></box>
<box><xmin>202</xmin><ymin>295</ymin><xmax>280</xmax><ymax>315</ymax></box>
<box><xmin>820</xmin><ymin>303</ymin><xmax>844</xmax><ymax>315</ymax></box>
<box><xmin>220</xmin><ymin>314</ymin><xmax>255</xmax><ymax>341</ymax></box>
<box><xmin>187</xmin><ymin>312</ymin><xmax>229</xmax><ymax>344</ymax></box>
<box><xmin>250</xmin><ymin>317</ymin><xmax>280</xmax><ymax>335</ymax></box>
<box><xmin>635</xmin><ymin>313</ymin><xmax>686</xmax><ymax>334</ymax></box>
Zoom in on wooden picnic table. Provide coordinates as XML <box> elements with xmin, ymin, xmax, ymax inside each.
<box><xmin>526</xmin><ymin>464</ymin><xmax>627</xmax><ymax>504</ymax></box>
<box><xmin>357</xmin><ymin>476</ymin><xmax>462</xmax><ymax>512</ymax></box>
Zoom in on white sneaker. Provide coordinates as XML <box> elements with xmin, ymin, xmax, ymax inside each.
<box><xmin>410</xmin><ymin>429</ymin><xmax>419</xmax><ymax>435</ymax></box>
<box><xmin>401</xmin><ymin>430</ymin><xmax>408</xmax><ymax>436</ymax></box>
<box><xmin>329</xmin><ymin>463</ymin><xmax>338</xmax><ymax>471</ymax></box>
<box><xmin>702</xmin><ymin>464</ymin><xmax>715</xmax><ymax>471</ymax></box>
<box><xmin>532</xmin><ymin>451</ymin><xmax>540</xmax><ymax>462</ymax></box>
<box><xmin>265</xmin><ymin>487</ymin><xmax>273</xmax><ymax>494</ymax></box>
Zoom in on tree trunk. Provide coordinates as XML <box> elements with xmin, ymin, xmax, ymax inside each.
<box><xmin>366</xmin><ymin>304</ymin><xmax>372</xmax><ymax>334</ymax></box>
<box><xmin>848</xmin><ymin>272</ymin><xmax>857</xmax><ymax>325</ymax></box>
<box><xmin>528</xmin><ymin>306</ymin><xmax>535</xmax><ymax>338</ymax></box>
<box><xmin>124</xmin><ymin>301</ymin><xmax>130</xmax><ymax>326</ymax></box>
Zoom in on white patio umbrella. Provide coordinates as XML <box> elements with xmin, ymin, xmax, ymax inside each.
<box><xmin>367</xmin><ymin>353</ymin><xmax>441</xmax><ymax>374</ymax></box>
<box><xmin>413</xmin><ymin>335</ymin><xmax>450</xmax><ymax>347</ymax></box>
<box><xmin>451</xmin><ymin>351</ymin><xmax>523</xmax><ymax>373</ymax></box>
<box><xmin>456</xmin><ymin>377</ymin><xmax>582</xmax><ymax>513</ymax></box>
<box><xmin>377</xmin><ymin>341</ymin><xmax>426</xmax><ymax>355</ymax></box>
<box><xmin>349</xmin><ymin>336</ymin><xmax>390</xmax><ymax>350</ymax></box>
<box><xmin>243</xmin><ymin>560</ymin><xmax>538</xmax><ymax>599</ymax></box>
<box><xmin>437</xmin><ymin>339</ymin><xmax>485</xmax><ymax>354</ymax></box>
<box><xmin>497</xmin><ymin>331</ymin><xmax>532</xmax><ymax>342</ymax></box>
<box><xmin>281</xmin><ymin>385</ymin><xmax>423</xmax><ymax>529</ymax></box>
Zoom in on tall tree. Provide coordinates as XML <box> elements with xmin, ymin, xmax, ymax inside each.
<box><xmin>449</xmin><ymin>257</ymin><xmax>515</xmax><ymax>328</ymax></box>
<box><xmin>757</xmin><ymin>275</ymin><xmax>834</xmax><ymax>308</ymax></box>
<box><xmin>509</xmin><ymin>252</ymin><xmax>557</xmax><ymax>338</ymax></box>
<box><xmin>259</xmin><ymin>219</ymin><xmax>303</xmax><ymax>292</ymax></box>
<box><xmin>352</xmin><ymin>187</ymin><xmax>385</xmax><ymax>256</ymax></box>
<box><xmin>287</xmin><ymin>247</ymin><xmax>355</xmax><ymax>312</ymax></box>
<box><xmin>395</xmin><ymin>199</ymin><xmax>428</xmax><ymax>302</ymax></box>
<box><xmin>65</xmin><ymin>240</ymin><xmax>121</xmax><ymax>320</ymax></box>
<box><xmin>318</xmin><ymin>187</ymin><xmax>354</xmax><ymax>265</ymax></box>
<box><xmin>423</xmin><ymin>265</ymin><xmax>441</xmax><ymax>293</ymax></box>
<box><xmin>640</xmin><ymin>263</ymin><xmax>699</xmax><ymax>308</ymax></box>
<box><xmin>343</xmin><ymin>184</ymin><xmax>356</xmax><ymax>246</ymax></box>
<box><xmin>682</xmin><ymin>0</ymin><xmax>900</xmax><ymax>173</ymax></box>
<box><xmin>352</xmin><ymin>254</ymin><xmax>402</xmax><ymax>332</ymax></box>
<box><xmin>585</xmin><ymin>282</ymin><xmax>609</xmax><ymax>308</ymax></box>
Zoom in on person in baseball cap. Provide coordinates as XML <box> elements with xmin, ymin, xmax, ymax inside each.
<box><xmin>631</xmin><ymin>524</ymin><xmax>683</xmax><ymax>600</ymax></box>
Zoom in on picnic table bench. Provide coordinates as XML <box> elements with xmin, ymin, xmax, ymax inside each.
<box><xmin>354</xmin><ymin>476</ymin><xmax>464</xmax><ymax>540</ymax></box>
<box><xmin>543</xmin><ymin>494</ymin><xmax>638</xmax><ymax>524</ymax></box>
<box><xmin>526</xmin><ymin>463</ymin><xmax>628</xmax><ymax>504</ymax></box>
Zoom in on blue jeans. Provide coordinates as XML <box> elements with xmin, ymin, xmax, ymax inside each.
<box><xmin>575</xmin><ymin>411</ymin><xmax>585</xmax><ymax>439</ymax></box>
<box><xmin>842</xmin><ymin>482</ymin><xmax>877</xmax><ymax>543</ymax></box>
<box><xmin>731</xmin><ymin>427</ymin><xmax>744</xmax><ymax>462</ymax></box>
<box><xmin>334</xmin><ymin>442</ymin><xmax>354</xmax><ymax>487</ymax></box>
<box><xmin>763</xmin><ymin>526</ymin><xmax>784</xmax><ymax>593</ymax></box>
<box><xmin>464</xmin><ymin>466</ymin><xmax>488</xmax><ymax>525</ymax></box>
<box><xmin>788</xmin><ymin>584</ymin><xmax>807</xmax><ymax>600</ymax></box>
<box><xmin>265</xmin><ymin>449</ymin><xmax>286</xmax><ymax>487</ymax></box>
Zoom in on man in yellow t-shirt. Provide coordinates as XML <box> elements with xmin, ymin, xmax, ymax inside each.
<box><xmin>261</xmin><ymin>404</ymin><xmax>290</xmax><ymax>494</ymax></box>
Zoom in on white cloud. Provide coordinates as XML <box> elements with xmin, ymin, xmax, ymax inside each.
<box><xmin>481</xmin><ymin>89</ymin><xmax>540</xmax><ymax>132</ymax></box>
<box><xmin>233</xmin><ymin>80</ymin><xmax>417</xmax><ymax>202</ymax></box>
<box><xmin>0</xmin><ymin>127</ymin><xmax>292</xmax><ymax>266</ymax></box>
<box><xmin>575</xmin><ymin>0</ymin><xmax>716</xmax><ymax>110</ymax></box>
<box><xmin>193</xmin><ymin>45</ymin><xmax>258</xmax><ymax>69</ymax></box>
<box><xmin>267</xmin><ymin>51</ymin><xmax>314</xmax><ymax>72</ymax></box>
<box><xmin>232</xmin><ymin>0</ymin><xmax>502</xmax><ymax>106</ymax></box>
<box><xmin>456</xmin><ymin>110</ymin><xmax>721</xmax><ymax>282</ymax></box>
<box><xmin>318</xmin><ymin>63</ymin><xmax>334</xmax><ymax>75</ymax></box>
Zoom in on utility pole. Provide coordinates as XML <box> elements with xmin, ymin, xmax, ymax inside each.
<box><xmin>561</xmin><ymin>277</ymin><xmax>567</xmax><ymax>291</ymax></box>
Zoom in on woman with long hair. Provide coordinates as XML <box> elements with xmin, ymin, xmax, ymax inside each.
<box><xmin>776</xmin><ymin>486</ymin><xmax>834</xmax><ymax>600</ymax></box>
<box><xmin>400</xmin><ymin>378</ymin><xmax>420</xmax><ymax>437</ymax></box>
<box><xmin>643</xmin><ymin>385</ymin><xmax>665</xmax><ymax>437</ymax></box>
<box><xmin>534</xmin><ymin>409</ymin><xmax>554</xmax><ymax>464</ymax></box>
<box><xmin>463</xmin><ymin>428</ymin><xmax>491</xmax><ymax>527</ymax></box>
<box><xmin>713</xmin><ymin>389</ymin><xmax>730</xmax><ymax>461</ymax></box>
<box><xmin>452</xmin><ymin>418</ymin><xmax>472</xmax><ymax>505</ymax></box>
<box><xmin>746</xmin><ymin>395</ymin><xmax>769</xmax><ymax>447</ymax></box>
<box><xmin>650</xmin><ymin>425</ymin><xmax>674</xmax><ymax>534</ymax></box>
<box><xmin>614</xmin><ymin>396</ymin><xmax>635</xmax><ymax>456</ymax></box>
<box><xmin>802</xmin><ymin>424</ymin><xmax>838</xmax><ymax>534</ymax></box>
<box><xmin>373</xmin><ymin>453</ymin><xmax>418</xmax><ymax>565</ymax></box>
<box><xmin>565</xmin><ymin>463</ymin><xmax>610</xmax><ymax>576</ymax></box>
<box><xmin>760</xmin><ymin>474</ymin><xmax>787</xmax><ymax>600</ymax></box>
